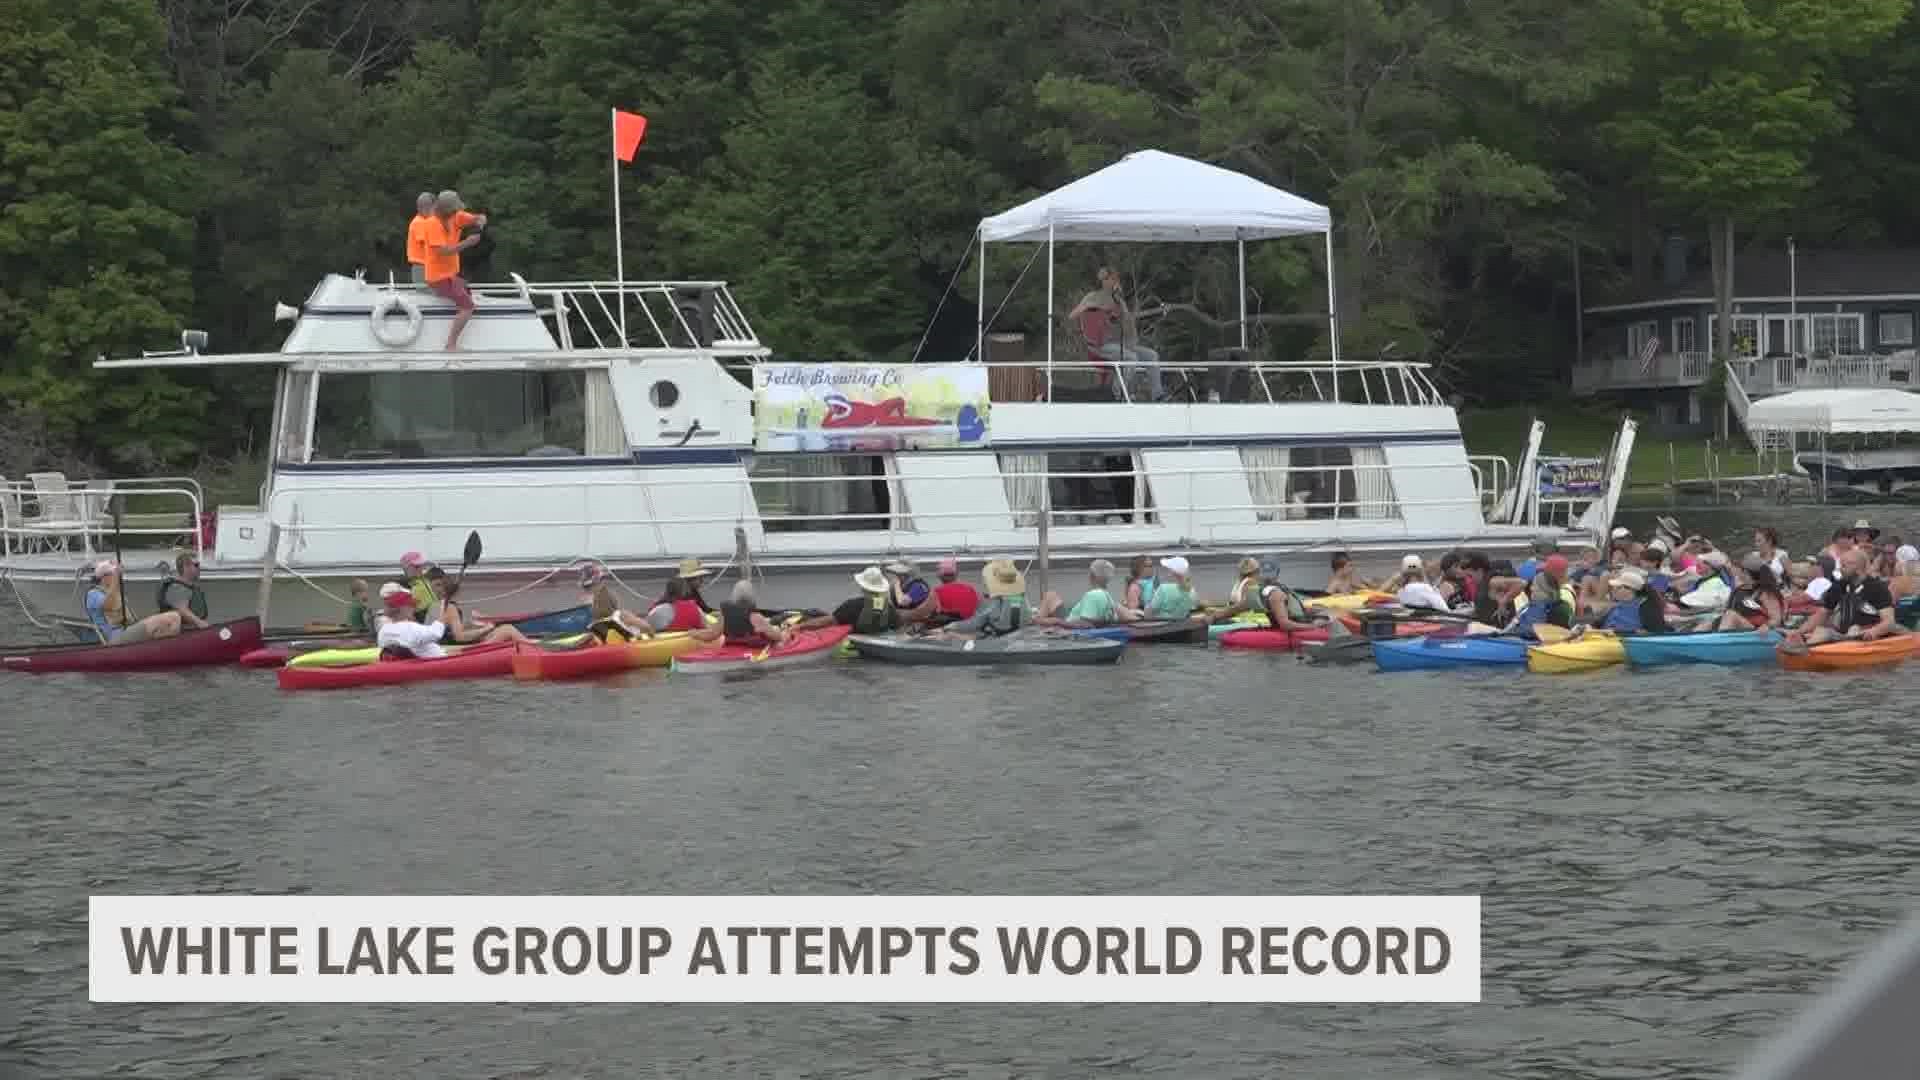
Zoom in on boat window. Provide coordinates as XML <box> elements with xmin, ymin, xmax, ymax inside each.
<box><xmin>1001</xmin><ymin>451</ymin><xmax>1153</xmax><ymax>526</ymax></box>
<box><xmin>750</xmin><ymin>454</ymin><xmax>898</xmax><ymax>532</ymax></box>
<box><xmin>307</xmin><ymin>371</ymin><xmax>596</xmax><ymax>461</ymax></box>
<box><xmin>276</xmin><ymin>370</ymin><xmax>316</xmax><ymax>463</ymax></box>
<box><xmin>1286</xmin><ymin>445</ymin><xmax>1399</xmax><ymax>520</ymax></box>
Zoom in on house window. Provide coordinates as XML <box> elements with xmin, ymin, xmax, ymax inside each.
<box><xmin>1706</xmin><ymin>315</ymin><xmax>1762</xmax><ymax>360</ymax></box>
<box><xmin>1627</xmin><ymin>321</ymin><xmax>1659</xmax><ymax>359</ymax></box>
<box><xmin>999</xmin><ymin>452</ymin><xmax>1153</xmax><ymax>526</ymax></box>
<box><xmin>1878</xmin><ymin>312</ymin><xmax>1915</xmax><ymax>348</ymax></box>
<box><xmin>309</xmin><ymin>371</ymin><xmax>590</xmax><ymax>460</ymax></box>
<box><xmin>750</xmin><ymin>454</ymin><xmax>898</xmax><ymax>532</ymax></box>
<box><xmin>1810</xmin><ymin>313</ymin><xmax>1864</xmax><ymax>355</ymax></box>
<box><xmin>1669</xmin><ymin>317</ymin><xmax>1697</xmax><ymax>356</ymax></box>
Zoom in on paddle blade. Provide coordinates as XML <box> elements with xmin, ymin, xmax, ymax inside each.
<box><xmin>462</xmin><ymin>530</ymin><xmax>483</xmax><ymax>569</ymax></box>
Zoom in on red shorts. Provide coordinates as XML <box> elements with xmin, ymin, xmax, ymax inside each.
<box><xmin>429</xmin><ymin>276</ymin><xmax>474</xmax><ymax>310</ymax></box>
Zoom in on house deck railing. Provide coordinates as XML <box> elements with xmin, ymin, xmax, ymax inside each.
<box><xmin>1571</xmin><ymin>351</ymin><xmax>1918</xmax><ymax>396</ymax></box>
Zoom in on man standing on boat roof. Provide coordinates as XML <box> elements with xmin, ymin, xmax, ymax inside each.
<box><xmin>421</xmin><ymin>189</ymin><xmax>488</xmax><ymax>350</ymax></box>
<box><xmin>405</xmin><ymin>192</ymin><xmax>434</xmax><ymax>285</ymax></box>
<box><xmin>1069</xmin><ymin>266</ymin><xmax>1163</xmax><ymax>401</ymax></box>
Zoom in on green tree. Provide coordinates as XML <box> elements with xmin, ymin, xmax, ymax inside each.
<box><xmin>0</xmin><ymin>0</ymin><xmax>204</xmax><ymax>464</ymax></box>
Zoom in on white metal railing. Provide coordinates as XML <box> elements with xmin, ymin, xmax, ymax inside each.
<box><xmin>1</xmin><ymin>478</ymin><xmax>205</xmax><ymax>562</ymax></box>
<box><xmin>1466</xmin><ymin>454</ymin><xmax>1511</xmax><ymax>513</ymax></box>
<box><xmin>259</xmin><ymin>457</ymin><xmax>1589</xmax><ymax>559</ymax></box>
<box><xmin>1576</xmin><ymin>349</ymin><xmax>1919</xmax><ymax>395</ymax></box>
<box><xmin>470</xmin><ymin>279</ymin><xmax>761</xmax><ymax>353</ymax></box>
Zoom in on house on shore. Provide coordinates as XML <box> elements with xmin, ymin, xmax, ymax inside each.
<box><xmin>1572</xmin><ymin>242</ymin><xmax>1920</xmax><ymax>429</ymax></box>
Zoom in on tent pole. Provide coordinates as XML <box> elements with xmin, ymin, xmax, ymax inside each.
<box><xmin>1324</xmin><ymin>230</ymin><xmax>1341</xmax><ymax>402</ymax></box>
<box><xmin>1237</xmin><ymin>232</ymin><xmax>1249</xmax><ymax>351</ymax></box>
<box><xmin>1046</xmin><ymin>222</ymin><xmax>1055</xmax><ymax>402</ymax></box>
<box><xmin>976</xmin><ymin>231</ymin><xmax>986</xmax><ymax>363</ymax></box>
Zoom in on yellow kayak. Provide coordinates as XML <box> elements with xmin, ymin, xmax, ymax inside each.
<box><xmin>512</xmin><ymin>632</ymin><xmax>700</xmax><ymax>680</ymax></box>
<box><xmin>1306</xmin><ymin>591</ymin><xmax>1392</xmax><ymax>612</ymax></box>
<box><xmin>287</xmin><ymin>633</ymin><xmax>590</xmax><ymax>668</ymax></box>
<box><xmin>1526</xmin><ymin>632</ymin><xmax>1625</xmax><ymax>674</ymax></box>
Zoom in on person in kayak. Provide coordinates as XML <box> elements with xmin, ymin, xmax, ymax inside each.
<box><xmin>883</xmin><ymin>559</ymin><xmax>931</xmax><ymax>610</ymax></box>
<box><xmin>1393</xmin><ymin>558</ymin><xmax>1450</xmax><ymax>612</ymax></box>
<box><xmin>84</xmin><ymin>560</ymin><xmax>186</xmax><ymax>645</ymax></box>
<box><xmin>1752</xmin><ymin>527</ymin><xmax>1788</xmax><ymax>578</ymax></box>
<box><xmin>656</xmin><ymin>559</ymin><xmax>716</xmax><ymax>616</ymax></box>
<box><xmin>928</xmin><ymin>557</ymin><xmax>980</xmax><ymax>622</ymax></box>
<box><xmin>1228</xmin><ymin>557</ymin><xmax>1262</xmax><ymax>608</ymax></box>
<box><xmin>1254</xmin><ymin>561</ymin><xmax>1327</xmax><ymax>636</ymax></box>
<box><xmin>1325</xmin><ymin>551</ymin><xmax>1368</xmax><ymax>594</ymax></box>
<box><xmin>798</xmin><ymin>567</ymin><xmax>900</xmax><ymax>635</ymax></box>
<box><xmin>1508</xmin><ymin>554</ymin><xmax>1573</xmax><ymax>639</ymax></box>
<box><xmin>1673</xmin><ymin>549</ymin><xmax>1735</xmax><ymax>618</ymax></box>
<box><xmin>1717</xmin><ymin>555</ymin><xmax>1786</xmax><ymax>631</ymax></box>
<box><xmin>648</xmin><ymin>575</ymin><xmax>711</xmax><ymax>632</ymax></box>
<box><xmin>345</xmin><ymin>579</ymin><xmax>372</xmax><ymax>633</ymax></box>
<box><xmin>1516</xmin><ymin>536</ymin><xmax>1558</xmax><ymax>582</ymax></box>
<box><xmin>400</xmin><ymin>551</ymin><xmax>438</xmax><ymax>620</ymax></box>
<box><xmin>937</xmin><ymin>559</ymin><xmax>1028</xmax><ymax>637</ymax></box>
<box><xmin>1588</xmin><ymin>568</ymin><xmax>1649</xmax><ymax>633</ymax></box>
<box><xmin>1890</xmin><ymin>545</ymin><xmax>1920</xmax><ymax>601</ymax></box>
<box><xmin>693</xmin><ymin>581</ymin><xmax>789</xmax><ymax>647</ymax></box>
<box><xmin>1145</xmin><ymin>556</ymin><xmax>1199</xmax><ymax>619</ymax></box>
<box><xmin>376</xmin><ymin>589</ymin><xmax>447</xmax><ymax>659</ymax></box>
<box><xmin>586</xmin><ymin>584</ymin><xmax>655</xmax><ymax>643</ymax></box>
<box><xmin>1122</xmin><ymin>555</ymin><xmax>1158</xmax><ymax>611</ymax></box>
<box><xmin>154</xmin><ymin>552</ymin><xmax>212</xmax><ymax>631</ymax></box>
<box><xmin>1785</xmin><ymin>548</ymin><xmax>1902</xmax><ymax>649</ymax></box>
<box><xmin>437</xmin><ymin>578</ymin><xmax>529</xmax><ymax>645</ymax></box>
<box><xmin>1036</xmin><ymin>558</ymin><xmax>1138</xmax><ymax>626</ymax></box>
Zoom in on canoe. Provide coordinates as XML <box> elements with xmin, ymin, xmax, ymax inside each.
<box><xmin>1374</xmin><ymin>634</ymin><xmax>1529</xmax><ymax>672</ymax></box>
<box><xmin>670</xmin><ymin>626</ymin><xmax>852</xmax><ymax>675</ymax></box>
<box><xmin>275</xmin><ymin>641</ymin><xmax>518</xmax><ymax>690</ymax></box>
<box><xmin>0</xmin><ymin>617</ymin><xmax>263</xmax><ymax>675</ymax></box>
<box><xmin>1218</xmin><ymin>627</ymin><xmax>1331</xmax><ymax>651</ymax></box>
<box><xmin>510</xmin><ymin>633</ymin><xmax>700</xmax><ymax>680</ymax></box>
<box><xmin>1307</xmin><ymin>591</ymin><xmax>1393</xmax><ymax>612</ymax></box>
<box><xmin>1072</xmin><ymin>619</ymin><xmax>1209</xmax><ymax>644</ymax></box>
<box><xmin>850</xmin><ymin>631</ymin><xmax>1124</xmax><ymax>666</ymax></box>
<box><xmin>1527</xmin><ymin>632</ymin><xmax>1626</xmax><ymax>674</ymax></box>
<box><xmin>1777</xmin><ymin>635</ymin><xmax>1920</xmax><ymax>672</ymax></box>
<box><xmin>1622</xmin><ymin>630</ymin><xmax>1783</xmax><ymax>668</ymax></box>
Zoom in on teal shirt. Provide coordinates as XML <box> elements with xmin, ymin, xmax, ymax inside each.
<box><xmin>1146</xmin><ymin>582</ymin><xmax>1196</xmax><ymax>620</ymax></box>
<box><xmin>1066</xmin><ymin>588</ymin><xmax>1119</xmax><ymax>624</ymax></box>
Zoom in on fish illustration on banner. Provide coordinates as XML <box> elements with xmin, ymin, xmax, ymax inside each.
<box><xmin>754</xmin><ymin>364</ymin><xmax>990</xmax><ymax>451</ymax></box>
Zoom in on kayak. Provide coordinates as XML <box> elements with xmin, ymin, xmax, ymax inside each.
<box><xmin>0</xmin><ymin>617</ymin><xmax>263</xmax><ymax>674</ymax></box>
<box><xmin>1307</xmin><ymin>591</ymin><xmax>1393</xmax><ymax>612</ymax></box>
<box><xmin>670</xmin><ymin>626</ymin><xmax>852</xmax><ymax>675</ymax></box>
<box><xmin>287</xmin><ymin>633</ymin><xmax>589</xmax><ymax>668</ymax></box>
<box><xmin>1218</xmin><ymin>627</ymin><xmax>1331</xmax><ymax>651</ymax></box>
<box><xmin>1527</xmin><ymin>632</ymin><xmax>1626</xmax><ymax>674</ymax></box>
<box><xmin>490</xmin><ymin>604</ymin><xmax>591</xmax><ymax>636</ymax></box>
<box><xmin>1301</xmin><ymin>636</ymin><xmax>1377</xmax><ymax>664</ymax></box>
<box><xmin>510</xmin><ymin>633</ymin><xmax>700</xmax><ymax>680</ymax></box>
<box><xmin>1777</xmin><ymin>635</ymin><xmax>1920</xmax><ymax>672</ymax></box>
<box><xmin>275</xmin><ymin>641</ymin><xmax>519</xmax><ymax>690</ymax></box>
<box><xmin>850</xmin><ymin>631</ymin><xmax>1124</xmax><ymax>666</ymax></box>
<box><xmin>1206</xmin><ymin>612</ymin><xmax>1270</xmax><ymax>639</ymax></box>
<box><xmin>1374</xmin><ymin>634</ymin><xmax>1529</xmax><ymax>672</ymax></box>
<box><xmin>1072</xmin><ymin>619</ymin><xmax>1208</xmax><ymax>644</ymax></box>
<box><xmin>1622</xmin><ymin>630</ymin><xmax>1783</xmax><ymax>668</ymax></box>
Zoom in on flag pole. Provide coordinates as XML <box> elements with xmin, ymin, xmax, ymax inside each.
<box><xmin>611</xmin><ymin>107</ymin><xmax>627</xmax><ymax>345</ymax></box>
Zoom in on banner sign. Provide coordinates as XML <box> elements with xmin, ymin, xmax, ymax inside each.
<box><xmin>1538</xmin><ymin>455</ymin><xmax>1605</xmax><ymax>499</ymax></box>
<box><xmin>753</xmin><ymin>364</ymin><xmax>989</xmax><ymax>451</ymax></box>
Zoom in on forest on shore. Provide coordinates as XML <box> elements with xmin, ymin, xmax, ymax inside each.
<box><xmin>5</xmin><ymin>0</ymin><xmax>1920</xmax><ymax>471</ymax></box>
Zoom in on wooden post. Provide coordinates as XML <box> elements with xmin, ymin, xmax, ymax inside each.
<box><xmin>254</xmin><ymin>522</ymin><xmax>281</xmax><ymax>626</ymax></box>
<box><xmin>733</xmin><ymin>524</ymin><xmax>753</xmax><ymax>586</ymax></box>
<box><xmin>1667</xmin><ymin>443</ymin><xmax>1676</xmax><ymax>501</ymax></box>
<box><xmin>1034</xmin><ymin>477</ymin><xmax>1051</xmax><ymax>607</ymax></box>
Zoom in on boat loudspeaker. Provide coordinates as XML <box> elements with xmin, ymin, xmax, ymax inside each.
<box><xmin>181</xmin><ymin>330</ymin><xmax>209</xmax><ymax>354</ymax></box>
<box><xmin>273</xmin><ymin>302</ymin><xmax>300</xmax><ymax>323</ymax></box>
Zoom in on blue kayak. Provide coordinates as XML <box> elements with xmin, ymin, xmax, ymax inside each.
<box><xmin>1621</xmin><ymin>629</ymin><xmax>1783</xmax><ymax>668</ymax></box>
<box><xmin>1373</xmin><ymin>634</ymin><xmax>1529</xmax><ymax>671</ymax></box>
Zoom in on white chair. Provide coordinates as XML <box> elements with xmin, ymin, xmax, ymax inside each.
<box><xmin>25</xmin><ymin>472</ymin><xmax>85</xmax><ymax>554</ymax></box>
<box><xmin>71</xmin><ymin>479</ymin><xmax>115</xmax><ymax>555</ymax></box>
<box><xmin>0</xmin><ymin>475</ymin><xmax>21</xmax><ymax>554</ymax></box>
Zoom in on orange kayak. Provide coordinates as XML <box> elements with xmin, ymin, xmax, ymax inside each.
<box><xmin>1777</xmin><ymin>635</ymin><xmax>1920</xmax><ymax>672</ymax></box>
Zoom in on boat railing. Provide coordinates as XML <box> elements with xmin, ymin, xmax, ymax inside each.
<box><xmin>261</xmin><ymin>459</ymin><xmax>1510</xmax><ymax>556</ymax></box>
<box><xmin>0</xmin><ymin>478</ymin><xmax>205</xmax><ymax>564</ymax></box>
<box><xmin>1466</xmin><ymin>455</ymin><xmax>1512</xmax><ymax>514</ymax></box>
<box><xmin>471</xmin><ymin>278</ymin><xmax>762</xmax><ymax>353</ymax></box>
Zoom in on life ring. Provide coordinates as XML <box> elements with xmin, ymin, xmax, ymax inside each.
<box><xmin>369</xmin><ymin>294</ymin><xmax>423</xmax><ymax>347</ymax></box>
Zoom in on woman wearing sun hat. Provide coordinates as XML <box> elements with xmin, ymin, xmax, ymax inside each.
<box><xmin>82</xmin><ymin>560</ymin><xmax>186</xmax><ymax>646</ymax></box>
<box><xmin>939</xmin><ymin>558</ymin><xmax>1029</xmax><ymax>636</ymax></box>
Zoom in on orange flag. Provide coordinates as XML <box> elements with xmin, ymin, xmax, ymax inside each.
<box><xmin>613</xmin><ymin>109</ymin><xmax>648</xmax><ymax>163</ymax></box>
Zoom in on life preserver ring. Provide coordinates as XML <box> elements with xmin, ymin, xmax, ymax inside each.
<box><xmin>369</xmin><ymin>294</ymin><xmax>423</xmax><ymax>347</ymax></box>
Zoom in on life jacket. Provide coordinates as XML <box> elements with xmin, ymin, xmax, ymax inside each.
<box><xmin>662</xmin><ymin>598</ymin><xmax>706</xmax><ymax>632</ymax></box>
<box><xmin>155</xmin><ymin>576</ymin><xmax>209</xmax><ymax>620</ymax></box>
<box><xmin>589</xmin><ymin>618</ymin><xmax>631</xmax><ymax>644</ymax></box>
<box><xmin>977</xmin><ymin>597</ymin><xmax>1025</xmax><ymax>637</ymax></box>
<box><xmin>852</xmin><ymin>592</ymin><xmax>897</xmax><ymax>635</ymax></box>
<box><xmin>933</xmin><ymin>580</ymin><xmax>979</xmax><ymax>619</ymax></box>
<box><xmin>719</xmin><ymin>602</ymin><xmax>765</xmax><ymax>645</ymax></box>
<box><xmin>1260</xmin><ymin>584</ymin><xmax>1308</xmax><ymax>623</ymax></box>
<box><xmin>1636</xmin><ymin>589</ymin><xmax>1670</xmax><ymax>634</ymax></box>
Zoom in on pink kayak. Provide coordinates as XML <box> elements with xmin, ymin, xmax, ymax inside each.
<box><xmin>1218</xmin><ymin>627</ymin><xmax>1331</xmax><ymax>651</ymax></box>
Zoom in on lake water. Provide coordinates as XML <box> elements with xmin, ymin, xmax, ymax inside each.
<box><xmin>4</xmin><ymin>506</ymin><xmax>1918</xmax><ymax>1078</ymax></box>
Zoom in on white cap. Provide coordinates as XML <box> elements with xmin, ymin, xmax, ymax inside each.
<box><xmin>1610</xmin><ymin>526</ymin><xmax>1631</xmax><ymax>540</ymax></box>
<box><xmin>1401</xmin><ymin>554</ymin><xmax>1423</xmax><ymax>570</ymax></box>
<box><xmin>1159</xmin><ymin>555</ymin><xmax>1190</xmax><ymax>576</ymax></box>
<box><xmin>1899</xmin><ymin>545</ymin><xmax>1920</xmax><ymax>564</ymax></box>
<box><xmin>379</xmin><ymin>582</ymin><xmax>410</xmax><ymax>599</ymax></box>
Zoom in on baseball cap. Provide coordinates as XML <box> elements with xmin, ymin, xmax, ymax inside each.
<box><xmin>1608</xmin><ymin>568</ymin><xmax>1647</xmax><ymax>590</ymax></box>
<box><xmin>1401</xmin><ymin>554</ymin><xmax>1423</xmax><ymax>570</ymax></box>
<box><xmin>1159</xmin><ymin>555</ymin><xmax>1190</xmax><ymax>576</ymax></box>
<box><xmin>1543</xmin><ymin>554</ymin><xmax>1569</xmax><ymax>578</ymax></box>
<box><xmin>938</xmin><ymin>557</ymin><xmax>959</xmax><ymax>576</ymax></box>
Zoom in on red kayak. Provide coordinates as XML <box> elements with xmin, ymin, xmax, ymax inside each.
<box><xmin>0</xmin><ymin>617</ymin><xmax>262</xmax><ymax>674</ymax></box>
<box><xmin>670</xmin><ymin>626</ymin><xmax>851</xmax><ymax>675</ymax></box>
<box><xmin>1218</xmin><ymin>627</ymin><xmax>1331</xmax><ymax>651</ymax></box>
<box><xmin>275</xmin><ymin>641</ymin><xmax>517</xmax><ymax>691</ymax></box>
<box><xmin>241</xmin><ymin>647</ymin><xmax>291</xmax><ymax>668</ymax></box>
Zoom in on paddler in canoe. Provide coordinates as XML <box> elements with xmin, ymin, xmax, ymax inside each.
<box><xmin>1035</xmin><ymin>558</ymin><xmax>1141</xmax><ymax>627</ymax></box>
<box><xmin>690</xmin><ymin>581</ymin><xmax>789</xmax><ymax>647</ymax></box>
<box><xmin>586</xmin><ymin>583</ymin><xmax>655</xmax><ymax>642</ymax></box>
<box><xmin>83</xmin><ymin>560</ymin><xmax>190</xmax><ymax>646</ymax></box>
<box><xmin>154</xmin><ymin>551</ymin><xmax>213</xmax><ymax>632</ymax></box>
<box><xmin>1782</xmin><ymin>548</ymin><xmax>1904</xmax><ymax>652</ymax></box>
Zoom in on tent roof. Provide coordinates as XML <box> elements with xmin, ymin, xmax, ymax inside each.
<box><xmin>978</xmin><ymin>150</ymin><xmax>1332</xmax><ymax>244</ymax></box>
<box><xmin>1745</xmin><ymin>388</ymin><xmax>1920</xmax><ymax>433</ymax></box>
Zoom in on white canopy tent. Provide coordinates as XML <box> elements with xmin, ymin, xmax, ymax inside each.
<box><xmin>974</xmin><ymin>150</ymin><xmax>1341</xmax><ymax>397</ymax></box>
<box><xmin>1745</xmin><ymin>389</ymin><xmax>1920</xmax><ymax>434</ymax></box>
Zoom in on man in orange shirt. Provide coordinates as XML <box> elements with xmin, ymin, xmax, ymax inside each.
<box><xmin>422</xmin><ymin>189</ymin><xmax>488</xmax><ymax>350</ymax></box>
<box><xmin>404</xmin><ymin>191</ymin><xmax>435</xmax><ymax>284</ymax></box>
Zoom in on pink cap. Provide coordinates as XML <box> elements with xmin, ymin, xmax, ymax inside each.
<box><xmin>938</xmin><ymin>557</ymin><xmax>959</xmax><ymax>576</ymax></box>
<box><xmin>93</xmin><ymin>559</ymin><xmax>120</xmax><ymax>578</ymax></box>
<box><xmin>400</xmin><ymin>550</ymin><xmax>427</xmax><ymax>569</ymax></box>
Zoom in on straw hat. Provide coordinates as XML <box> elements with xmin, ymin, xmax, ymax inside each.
<box><xmin>853</xmin><ymin>567</ymin><xmax>889</xmax><ymax>593</ymax></box>
<box><xmin>676</xmin><ymin>558</ymin><xmax>712</xmax><ymax>580</ymax></box>
<box><xmin>982</xmin><ymin>558</ymin><xmax>1026</xmax><ymax>597</ymax></box>
<box><xmin>1852</xmin><ymin>518</ymin><xmax>1881</xmax><ymax>541</ymax></box>
<box><xmin>1237</xmin><ymin>556</ymin><xmax>1260</xmax><ymax>577</ymax></box>
<box><xmin>883</xmin><ymin>558</ymin><xmax>917</xmax><ymax>576</ymax></box>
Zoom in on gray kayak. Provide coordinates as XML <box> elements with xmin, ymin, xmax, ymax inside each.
<box><xmin>850</xmin><ymin>631</ymin><xmax>1125</xmax><ymax>666</ymax></box>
